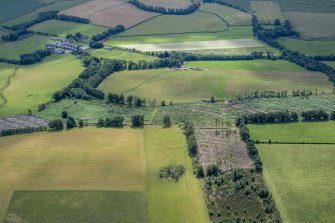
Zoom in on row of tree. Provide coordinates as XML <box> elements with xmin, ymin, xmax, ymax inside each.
<box><xmin>203</xmin><ymin>0</ymin><xmax>248</xmax><ymax>12</ymax></box>
<box><xmin>301</xmin><ymin>110</ymin><xmax>329</xmax><ymax>121</ymax></box>
<box><xmin>57</xmin><ymin>14</ymin><xmax>89</xmax><ymax>24</ymax></box>
<box><xmin>107</xmin><ymin>93</ymin><xmax>146</xmax><ymax>107</ymax></box>
<box><xmin>129</xmin><ymin>0</ymin><xmax>199</xmax><ymax>15</ymax></box>
<box><xmin>1</xmin><ymin>30</ymin><xmax>33</xmax><ymax>42</ymax></box>
<box><xmin>0</xmin><ymin>49</ymin><xmax>51</xmax><ymax>65</ymax></box>
<box><xmin>97</xmin><ymin>116</ymin><xmax>125</xmax><ymax>127</ymax></box>
<box><xmin>240</xmin><ymin>111</ymin><xmax>299</xmax><ymax>124</ymax></box>
<box><xmin>1</xmin><ymin>126</ymin><xmax>46</xmax><ymax>137</ymax></box>
<box><xmin>91</xmin><ymin>25</ymin><xmax>125</xmax><ymax>42</ymax></box>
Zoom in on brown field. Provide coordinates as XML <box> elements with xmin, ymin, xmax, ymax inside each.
<box><xmin>139</xmin><ymin>0</ymin><xmax>192</xmax><ymax>9</ymax></box>
<box><xmin>284</xmin><ymin>11</ymin><xmax>335</xmax><ymax>39</ymax></box>
<box><xmin>195</xmin><ymin>127</ymin><xmax>253</xmax><ymax>171</ymax></box>
<box><xmin>61</xmin><ymin>0</ymin><xmax>159</xmax><ymax>28</ymax></box>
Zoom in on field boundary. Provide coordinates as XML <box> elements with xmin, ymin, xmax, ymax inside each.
<box><xmin>0</xmin><ymin>66</ymin><xmax>19</xmax><ymax>108</ymax></box>
<box><xmin>255</xmin><ymin>141</ymin><xmax>335</xmax><ymax>145</ymax></box>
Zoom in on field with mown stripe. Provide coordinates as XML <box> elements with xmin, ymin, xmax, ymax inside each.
<box><xmin>91</xmin><ymin>48</ymin><xmax>158</xmax><ymax>62</ymax></box>
<box><xmin>278</xmin><ymin>38</ymin><xmax>335</xmax><ymax>56</ymax></box>
<box><xmin>0</xmin><ymin>55</ymin><xmax>84</xmax><ymax>117</ymax></box>
<box><xmin>98</xmin><ymin>60</ymin><xmax>332</xmax><ymax>102</ymax></box>
<box><xmin>252</xmin><ymin>1</ymin><xmax>285</xmax><ymax>24</ymax></box>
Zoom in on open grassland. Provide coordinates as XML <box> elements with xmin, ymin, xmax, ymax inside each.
<box><xmin>0</xmin><ymin>63</ymin><xmax>16</xmax><ymax>90</ymax></box>
<box><xmin>117</xmin><ymin>39</ymin><xmax>263</xmax><ymax>52</ymax></box>
<box><xmin>107</xmin><ymin>26</ymin><xmax>253</xmax><ymax>45</ymax></box>
<box><xmin>278</xmin><ymin>38</ymin><xmax>335</xmax><ymax>56</ymax></box>
<box><xmin>91</xmin><ymin>48</ymin><xmax>158</xmax><ymax>62</ymax></box>
<box><xmin>0</xmin><ymin>127</ymin><xmax>146</xmax><ymax>222</ymax></box>
<box><xmin>249</xmin><ymin>121</ymin><xmax>335</xmax><ymax>142</ymax></box>
<box><xmin>61</xmin><ymin>0</ymin><xmax>159</xmax><ymax>28</ymax></box>
<box><xmin>144</xmin><ymin>126</ymin><xmax>208</xmax><ymax>223</ymax></box>
<box><xmin>30</xmin><ymin>20</ymin><xmax>107</xmax><ymax>37</ymax></box>
<box><xmin>200</xmin><ymin>3</ymin><xmax>251</xmax><ymax>25</ymax></box>
<box><xmin>98</xmin><ymin>60</ymin><xmax>331</xmax><ymax>102</ymax></box>
<box><xmin>0</xmin><ymin>55</ymin><xmax>84</xmax><ymax>117</ymax></box>
<box><xmin>251</xmin><ymin>1</ymin><xmax>285</xmax><ymax>24</ymax></box>
<box><xmin>284</xmin><ymin>11</ymin><xmax>335</xmax><ymax>39</ymax></box>
<box><xmin>0</xmin><ymin>35</ymin><xmax>49</xmax><ymax>60</ymax></box>
<box><xmin>257</xmin><ymin>144</ymin><xmax>335</xmax><ymax>223</ymax></box>
<box><xmin>139</xmin><ymin>0</ymin><xmax>192</xmax><ymax>9</ymax></box>
<box><xmin>118</xmin><ymin>10</ymin><xmax>227</xmax><ymax>36</ymax></box>
<box><xmin>6</xmin><ymin>191</ymin><xmax>148</xmax><ymax>223</ymax></box>
<box><xmin>276</xmin><ymin>0</ymin><xmax>335</xmax><ymax>13</ymax></box>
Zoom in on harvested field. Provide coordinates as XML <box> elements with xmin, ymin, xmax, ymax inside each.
<box><xmin>117</xmin><ymin>38</ymin><xmax>263</xmax><ymax>51</ymax></box>
<box><xmin>222</xmin><ymin>0</ymin><xmax>252</xmax><ymax>12</ymax></box>
<box><xmin>139</xmin><ymin>0</ymin><xmax>192</xmax><ymax>9</ymax></box>
<box><xmin>276</xmin><ymin>0</ymin><xmax>335</xmax><ymax>13</ymax></box>
<box><xmin>61</xmin><ymin>0</ymin><xmax>159</xmax><ymax>28</ymax></box>
<box><xmin>284</xmin><ymin>11</ymin><xmax>335</xmax><ymax>39</ymax></box>
<box><xmin>0</xmin><ymin>115</ymin><xmax>48</xmax><ymax>132</ymax></box>
<box><xmin>200</xmin><ymin>3</ymin><xmax>252</xmax><ymax>25</ymax></box>
<box><xmin>195</xmin><ymin>127</ymin><xmax>253</xmax><ymax>171</ymax></box>
<box><xmin>251</xmin><ymin>1</ymin><xmax>285</xmax><ymax>24</ymax></box>
<box><xmin>118</xmin><ymin>10</ymin><xmax>227</xmax><ymax>36</ymax></box>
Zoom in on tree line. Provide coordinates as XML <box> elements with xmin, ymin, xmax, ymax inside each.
<box><xmin>1</xmin><ymin>30</ymin><xmax>33</xmax><ymax>42</ymax></box>
<box><xmin>107</xmin><ymin>93</ymin><xmax>146</xmax><ymax>107</ymax></box>
<box><xmin>1</xmin><ymin>126</ymin><xmax>46</xmax><ymax>137</ymax></box>
<box><xmin>97</xmin><ymin>116</ymin><xmax>125</xmax><ymax>127</ymax></box>
<box><xmin>57</xmin><ymin>14</ymin><xmax>89</xmax><ymax>24</ymax></box>
<box><xmin>0</xmin><ymin>49</ymin><xmax>51</xmax><ymax>65</ymax></box>
<box><xmin>239</xmin><ymin>111</ymin><xmax>299</xmax><ymax>124</ymax></box>
<box><xmin>89</xmin><ymin>25</ymin><xmax>125</xmax><ymax>48</ymax></box>
<box><xmin>203</xmin><ymin>0</ymin><xmax>248</xmax><ymax>12</ymax></box>
<box><xmin>129</xmin><ymin>0</ymin><xmax>199</xmax><ymax>15</ymax></box>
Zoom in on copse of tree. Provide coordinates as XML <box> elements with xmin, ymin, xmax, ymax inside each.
<box><xmin>66</xmin><ymin>116</ymin><xmax>77</xmax><ymax>129</ymax></box>
<box><xmin>91</xmin><ymin>25</ymin><xmax>125</xmax><ymax>42</ymax></box>
<box><xmin>19</xmin><ymin>49</ymin><xmax>51</xmax><ymax>65</ymax></box>
<box><xmin>79</xmin><ymin>120</ymin><xmax>84</xmax><ymax>128</ymax></box>
<box><xmin>163</xmin><ymin>115</ymin><xmax>172</xmax><ymax>127</ymax></box>
<box><xmin>89</xmin><ymin>41</ymin><xmax>103</xmax><ymax>49</ymax></box>
<box><xmin>244</xmin><ymin>111</ymin><xmax>299</xmax><ymax>123</ymax></box>
<box><xmin>159</xmin><ymin>165</ymin><xmax>185</xmax><ymax>181</ymax></box>
<box><xmin>301</xmin><ymin>110</ymin><xmax>329</xmax><ymax>121</ymax></box>
<box><xmin>1</xmin><ymin>30</ymin><xmax>33</xmax><ymax>42</ymax></box>
<box><xmin>13</xmin><ymin>11</ymin><xmax>59</xmax><ymax>30</ymax></box>
<box><xmin>48</xmin><ymin>119</ymin><xmax>64</xmax><ymax>130</ymax></box>
<box><xmin>129</xmin><ymin>0</ymin><xmax>199</xmax><ymax>15</ymax></box>
<box><xmin>62</xmin><ymin>111</ymin><xmax>68</xmax><ymax>119</ymax></box>
<box><xmin>104</xmin><ymin>116</ymin><xmax>124</xmax><ymax>127</ymax></box>
<box><xmin>206</xmin><ymin>164</ymin><xmax>220</xmax><ymax>176</ymax></box>
<box><xmin>132</xmin><ymin>115</ymin><xmax>144</xmax><ymax>127</ymax></box>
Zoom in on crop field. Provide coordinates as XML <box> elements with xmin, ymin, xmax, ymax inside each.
<box><xmin>91</xmin><ymin>48</ymin><xmax>158</xmax><ymax>62</ymax></box>
<box><xmin>0</xmin><ymin>35</ymin><xmax>49</xmax><ymax>60</ymax></box>
<box><xmin>251</xmin><ymin>1</ymin><xmax>285</xmax><ymax>24</ymax></box>
<box><xmin>98</xmin><ymin>60</ymin><xmax>332</xmax><ymax>102</ymax></box>
<box><xmin>29</xmin><ymin>20</ymin><xmax>107</xmax><ymax>37</ymax></box>
<box><xmin>0</xmin><ymin>0</ymin><xmax>43</xmax><ymax>23</ymax></box>
<box><xmin>118</xmin><ymin>10</ymin><xmax>227</xmax><ymax>36</ymax></box>
<box><xmin>0</xmin><ymin>126</ymin><xmax>207</xmax><ymax>223</ymax></box>
<box><xmin>284</xmin><ymin>11</ymin><xmax>335</xmax><ymax>39</ymax></box>
<box><xmin>256</xmin><ymin>144</ymin><xmax>335</xmax><ymax>223</ymax></box>
<box><xmin>200</xmin><ymin>3</ymin><xmax>252</xmax><ymax>25</ymax></box>
<box><xmin>117</xmin><ymin>38</ymin><xmax>263</xmax><ymax>51</ymax></box>
<box><xmin>278</xmin><ymin>38</ymin><xmax>335</xmax><ymax>56</ymax></box>
<box><xmin>0</xmin><ymin>55</ymin><xmax>84</xmax><ymax>117</ymax></box>
<box><xmin>61</xmin><ymin>0</ymin><xmax>159</xmax><ymax>28</ymax></box>
<box><xmin>276</xmin><ymin>0</ymin><xmax>335</xmax><ymax>13</ymax></box>
<box><xmin>107</xmin><ymin>26</ymin><xmax>253</xmax><ymax>45</ymax></box>
<box><xmin>223</xmin><ymin>0</ymin><xmax>252</xmax><ymax>12</ymax></box>
<box><xmin>138</xmin><ymin>0</ymin><xmax>192</xmax><ymax>9</ymax></box>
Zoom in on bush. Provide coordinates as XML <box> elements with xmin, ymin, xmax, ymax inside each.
<box><xmin>132</xmin><ymin>115</ymin><xmax>144</xmax><ymax>127</ymax></box>
<box><xmin>206</xmin><ymin>164</ymin><xmax>220</xmax><ymax>176</ymax></box>
<box><xmin>163</xmin><ymin>115</ymin><xmax>172</xmax><ymax>127</ymax></box>
<box><xmin>66</xmin><ymin>116</ymin><xmax>76</xmax><ymax>129</ymax></box>
<box><xmin>48</xmin><ymin>119</ymin><xmax>63</xmax><ymax>130</ymax></box>
<box><xmin>62</xmin><ymin>111</ymin><xmax>68</xmax><ymax>119</ymax></box>
<box><xmin>159</xmin><ymin>165</ymin><xmax>185</xmax><ymax>181</ymax></box>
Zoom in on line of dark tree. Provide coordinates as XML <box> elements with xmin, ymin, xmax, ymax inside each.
<box><xmin>255</xmin><ymin>141</ymin><xmax>335</xmax><ymax>145</ymax></box>
<box><xmin>12</xmin><ymin>11</ymin><xmax>59</xmax><ymax>30</ymax></box>
<box><xmin>97</xmin><ymin>116</ymin><xmax>125</xmax><ymax>127</ymax></box>
<box><xmin>301</xmin><ymin>110</ymin><xmax>329</xmax><ymax>121</ymax></box>
<box><xmin>1</xmin><ymin>30</ymin><xmax>33</xmax><ymax>42</ymax></box>
<box><xmin>107</xmin><ymin>93</ymin><xmax>146</xmax><ymax>107</ymax></box>
<box><xmin>0</xmin><ymin>126</ymin><xmax>47</xmax><ymax>137</ymax></box>
<box><xmin>91</xmin><ymin>25</ymin><xmax>125</xmax><ymax>42</ymax></box>
<box><xmin>129</xmin><ymin>0</ymin><xmax>199</xmax><ymax>15</ymax></box>
<box><xmin>132</xmin><ymin>115</ymin><xmax>144</xmax><ymax>126</ymax></box>
<box><xmin>0</xmin><ymin>49</ymin><xmax>51</xmax><ymax>65</ymax></box>
<box><xmin>57</xmin><ymin>14</ymin><xmax>89</xmax><ymax>24</ymax></box>
<box><xmin>203</xmin><ymin>0</ymin><xmax>248</xmax><ymax>12</ymax></box>
<box><xmin>314</xmin><ymin>54</ymin><xmax>335</xmax><ymax>61</ymax></box>
<box><xmin>240</xmin><ymin>111</ymin><xmax>299</xmax><ymax>124</ymax></box>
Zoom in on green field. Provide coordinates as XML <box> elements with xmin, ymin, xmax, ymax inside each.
<box><xmin>200</xmin><ymin>3</ymin><xmax>251</xmax><ymax>25</ymax></box>
<box><xmin>0</xmin><ymin>55</ymin><xmax>84</xmax><ymax>117</ymax></box>
<box><xmin>276</xmin><ymin>0</ymin><xmax>335</xmax><ymax>13</ymax></box>
<box><xmin>6</xmin><ymin>191</ymin><xmax>148</xmax><ymax>223</ymax></box>
<box><xmin>0</xmin><ymin>127</ymin><xmax>208</xmax><ymax>223</ymax></box>
<box><xmin>0</xmin><ymin>63</ymin><xmax>16</xmax><ymax>90</ymax></box>
<box><xmin>325</xmin><ymin>61</ymin><xmax>335</xmax><ymax>69</ymax></box>
<box><xmin>0</xmin><ymin>35</ymin><xmax>49</xmax><ymax>59</ymax></box>
<box><xmin>0</xmin><ymin>0</ymin><xmax>43</xmax><ymax>23</ymax></box>
<box><xmin>179</xmin><ymin>46</ymin><xmax>280</xmax><ymax>56</ymax></box>
<box><xmin>91</xmin><ymin>48</ymin><xmax>158</xmax><ymax>62</ymax></box>
<box><xmin>98</xmin><ymin>60</ymin><xmax>332</xmax><ymax>102</ymax></box>
<box><xmin>278</xmin><ymin>37</ymin><xmax>335</xmax><ymax>56</ymax></box>
<box><xmin>118</xmin><ymin>10</ymin><xmax>227</xmax><ymax>36</ymax></box>
<box><xmin>257</xmin><ymin>144</ymin><xmax>335</xmax><ymax>223</ymax></box>
<box><xmin>249</xmin><ymin>121</ymin><xmax>335</xmax><ymax>142</ymax></box>
<box><xmin>252</xmin><ymin>1</ymin><xmax>285</xmax><ymax>24</ymax></box>
<box><xmin>30</xmin><ymin>19</ymin><xmax>107</xmax><ymax>37</ymax></box>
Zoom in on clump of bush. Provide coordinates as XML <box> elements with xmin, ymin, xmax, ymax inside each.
<box><xmin>159</xmin><ymin>165</ymin><xmax>185</xmax><ymax>181</ymax></box>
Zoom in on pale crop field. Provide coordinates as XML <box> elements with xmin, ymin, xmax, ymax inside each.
<box><xmin>251</xmin><ymin>1</ymin><xmax>285</xmax><ymax>24</ymax></box>
<box><xmin>139</xmin><ymin>0</ymin><xmax>192</xmax><ymax>9</ymax></box>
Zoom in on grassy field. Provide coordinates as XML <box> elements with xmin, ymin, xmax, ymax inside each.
<box><xmin>118</xmin><ymin>10</ymin><xmax>227</xmax><ymax>36</ymax></box>
<box><xmin>180</xmin><ymin>46</ymin><xmax>280</xmax><ymax>56</ymax></box>
<box><xmin>0</xmin><ymin>28</ymin><xmax>11</xmax><ymax>41</ymax></box>
<box><xmin>0</xmin><ymin>35</ymin><xmax>49</xmax><ymax>59</ymax></box>
<box><xmin>257</xmin><ymin>144</ymin><xmax>335</xmax><ymax>223</ymax></box>
<box><xmin>252</xmin><ymin>1</ymin><xmax>285</xmax><ymax>24</ymax></box>
<box><xmin>200</xmin><ymin>3</ymin><xmax>251</xmax><ymax>25</ymax></box>
<box><xmin>91</xmin><ymin>48</ymin><xmax>158</xmax><ymax>62</ymax></box>
<box><xmin>276</xmin><ymin>0</ymin><xmax>335</xmax><ymax>13</ymax></box>
<box><xmin>29</xmin><ymin>19</ymin><xmax>107</xmax><ymax>37</ymax></box>
<box><xmin>249</xmin><ymin>121</ymin><xmax>335</xmax><ymax>142</ymax></box>
<box><xmin>6</xmin><ymin>191</ymin><xmax>148</xmax><ymax>223</ymax></box>
<box><xmin>144</xmin><ymin>126</ymin><xmax>208</xmax><ymax>223</ymax></box>
<box><xmin>0</xmin><ymin>55</ymin><xmax>84</xmax><ymax>117</ymax></box>
<box><xmin>278</xmin><ymin>37</ymin><xmax>335</xmax><ymax>56</ymax></box>
<box><xmin>0</xmin><ymin>0</ymin><xmax>43</xmax><ymax>23</ymax></box>
<box><xmin>325</xmin><ymin>61</ymin><xmax>335</xmax><ymax>69</ymax></box>
<box><xmin>0</xmin><ymin>63</ymin><xmax>16</xmax><ymax>90</ymax></box>
<box><xmin>223</xmin><ymin>0</ymin><xmax>252</xmax><ymax>12</ymax></box>
<box><xmin>284</xmin><ymin>11</ymin><xmax>335</xmax><ymax>39</ymax></box>
<box><xmin>98</xmin><ymin>60</ymin><xmax>332</xmax><ymax>102</ymax></box>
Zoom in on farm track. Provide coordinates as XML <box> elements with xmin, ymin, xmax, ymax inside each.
<box><xmin>0</xmin><ymin>66</ymin><xmax>19</xmax><ymax>108</ymax></box>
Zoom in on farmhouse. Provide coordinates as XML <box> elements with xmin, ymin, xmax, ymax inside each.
<box><xmin>46</xmin><ymin>41</ymin><xmax>79</xmax><ymax>54</ymax></box>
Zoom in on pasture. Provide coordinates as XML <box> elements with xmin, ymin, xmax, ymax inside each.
<box><xmin>0</xmin><ymin>63</ymin><xmax>16</xmax><ymax>90</ymax></box>
<box><xmin>91</xmin><ymin>48</ymin><xmax>158</xmax><ymax>62</ymax></box>
<box><xmin>200</xmin><ymin>3</ymin><xmax>252</xmax><ymax>25</ymax></box>
<box><xmin>118</xmin><ymin>10</ymin><xmax>227</xmax><ymax>36</ymax></box>
<box><xmin>325</xmin><ymin>61</ymin><xmax>335</xmax><ymax>69</ymax></box>
<box><xmin>0</xmin><ymin>35</ymin><xmax>49</xmax><ymax>60</ymax></box>
<box><xmin>276</xmin><ymin>0</ymin><xmax>335</xmax><ymax>13</ymax></box>
<box><xmin>278</xmin><ymin>38</ymin><xmax>335</xmax><ymax>56</ymax></box>
<box><xmin>117</xmin><ymin>39</ymin><xmax>263</xmax><ymax>51</ymax></box>
<box><xmin>29</xmin><ymin>20</ymin><xmax>107</xmax><ymax>37</ymax></box>
<box><xmin>284</xmin><ymin>11</ymin><xmax>335</xmax><ymax>39</ymax></box>
<box><xmin>138</xmin><ymin>0</ymin><xmax>192</xmax><ymax>9</ymax></box>
<box><xmin>107</xmin><ymin>26</ymin><xmax>253</xmax><ymax>45</ymax></box>
<box><xmin>0</xmin><ymin>0</ymin><xmax>42</xmax><ymax>23</ymax></box>
<box><xmin>98</xmin><ymin>60</ymin><xmax>332</xmax><ymax>102</ymax></box>
<box><xmin>61</xmin><ymin>0</ymin><xmax>159</xmax><ymax>28</ymax></box>
<box><xmin>223</xmin><ymin>0</ymin><xmax>252</xmax><ymax>12</ymax></box>
<box><xmin>0</xmin><ymin>55</ymin><xmax>84</xmax><ymax>117</ymax></box>
<box><xmin>256</xmin><ymin>144</ymin><xmax>335</xmax><ymax>223</ymax></box>
<box><xmin>251</xmin><ymin>1</ymin><xmax>285</xmax><ymax>24</ymax></box>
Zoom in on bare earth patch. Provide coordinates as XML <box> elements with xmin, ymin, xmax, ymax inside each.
<box><xmin>195</xmin><ymin>127</ymin><xmax>253</xmax><ymax>171</ymax></box>
<box><xmin>117</xmin><ymin>38</ymin><xmax>263</xmax><ymax>51</ymax></box>
<box><xmin>61</xmin><ymin>0</ymin><xmax>159</xmax><ymax>28</ymax></box>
